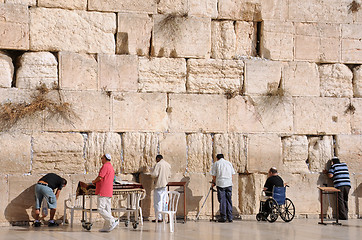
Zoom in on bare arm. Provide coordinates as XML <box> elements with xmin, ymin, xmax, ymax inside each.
<box><xmin>55</xmin><ymin>189</ymin><xmax>61</xmax><ymax>200</ymax></box>
<box><xmin>92</xmin><ymin>176</ymin><xmax>102</xmax><ymax>184</ymax></box>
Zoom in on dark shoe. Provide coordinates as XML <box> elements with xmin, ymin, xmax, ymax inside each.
<box><xmin>48</xmin><ymin>221</ymin><xmax>59</xmax><ymax>227</ymax></box>
<box><xmin>33</xmin><ymin>221</ymin><xmax>41</xmax><ymax>227</ymax></box>
<box><xmin>218</xmin><ymin>219</ymin><xmax>226</xmax><ymax>223</ymax></box>
<box><xmin>228</xmin><ymin>219</ymin><xmax>233</xmax><ymax>223</ymax></box>
<box><xmin>152</xmin><ymin>219</ymin><xmax>163</xmax><ymax>222</ymax></box>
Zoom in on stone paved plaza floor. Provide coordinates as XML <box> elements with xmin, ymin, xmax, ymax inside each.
<box><xmin>0</xmin><ymin>219</ymin><xmax>360</xmax><ymax>240</ymax></box>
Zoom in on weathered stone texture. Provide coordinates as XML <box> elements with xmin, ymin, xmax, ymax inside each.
<box><xmin>213</xmin><ymin>133</ymin><xmax>246</xmax><ymax>173</ymax></box>
<box><xmin>247</xmin><ymin>134</ymin><xmax>282</xmax><ymax>173</ymax></box>
<box><xmin>281</xmin><ymin>136</ymin><xmax>309</xmax><ymax>173</ymax></box>
<box><xmin>85</xmin><ymin>132</ymin><xmax>122</xmax><ymax>174</ymax></box>
<box><xmin>282</xmin><ymin>62</ymin><xmax>320</xmax><ymax>97</ymax></box>
<box><xmin>153</xmin><ymin>15</ymin><xmax>211</xmax><ymax>58</ymax></box>
<box><xmin>319</xmin><ymin>64</ymin><xmax>353</xmax><ymax>98</ymax></box>
<box><xmin>168</xmin><ymin>94</ymin><xmax>227</xmax><ymax>132</ymax></box>
<box><xmin>32</xmin><ymin>132</ymin><xmax>84</xmax><ymax>174</ymax></box>
<box><xmin>186</xmin><ymin>133</ymin><xmax>213</xmax><ymax>173</ymax></box>
<box><xmin>211</xmin><ymin>21</ymin><xmax>236</xmax><ymax>59</ymax></box>
<box><xmin>261</xmin><ymin>21</ymin><xmax>293</xmax><ymax>60</ymax></box>
<box><xmin>30</xmin><ymin>8</ymin><xmax>116</xmax><ymax>53</ymax></box>
<box><xmin>98</xmin><ymin>54</ymin><xmax>138</xmax><ymax>92</ymax></box>
<box><xmin>295</xmin><ymin>23</ymin><xmax>341</xmax><ymax>63</ymax></box>
<box><xmin>0</xmin><ymin>133</ymin><xmax>31</xmax><ymax>174</ymax></box>
<box><xmin>307</xmin><ymin>136</ymin><xmax>333</xmax><ymax>172</ymax></box>
<box><xmin>122</xmin><ymin>132</ymin><xmax>158</xmax><ymax>173</ymax></box>
<box><xmin>244</xmin><ymin>60</ymin><xmax>282</xmax><ymax>95</ymax></box>
<box><xmin>341</xmin><ymin>23</ymin><xmax>362</xmax><ymax>63</ymax></box>
<box><xmin>0</xmin><ymin>4</ymin><xmax>29</xmax><ymax>50</ymax></box>
<box><xmin>112</xmin><ymin>93</ymin><xmax>167</xmax><ymax>132</ymax></box>
<box><xmin>0</xmin><ymin>52</ymin><xmax>13</xmax><ymax>88</ymax></box>
<box><xmin>351</xmin><ymin>98</ymin><xmax>362</xmax><ymax>134</ymax></box>
<box><xmin>260</xmin><ymin>0</ymin><xmax>288</xmax><ymax>21</ymax></box>
<box><xmin>159</xmin><ymin>133</ymin><xmax>187</xmax><ymax>173</ymax></box>
<box><xmin>336</xmin><ymin>134</ymin><xmax>362</xmax><ymax>173</ymax></box>
<box><xmin>88</xmin><ymin>0</ymin><xmax>156</xmax><ymax>13</ymax></box>
<box><xmin>16</xmin><ymin>52</ymin><xmax>58</xmax><ymax>89</ymax></box>
<box><xmin>235</xmin><ymin>21</ymin><xmax>257</xmax><ymax>57</ymax></box>
<box><xmin>187</xmin><ymin>59</ymin><xmax>243</xmax><ymax>94</ymax></box>
<box><xmin>116</xmin><ymin>13</ymin><xmax>153</xmax><ymax>56</ymax></box>
<box><xmin>218</xmin><ymin>0</ymin><xmax>262</xmax><ymax>21</ymax></box>
<box><xmin>5</xmin><ymin>0</ymin><xmax>36</xmax><ymax>5</ymax></box>
<box><xmin>228</xmin><ymin>96</ymin><xmax>293</xmax><ymax>133</ymax></box>
<box><xmin>38</xmin><ymin>0</ymin><xmax>86</xmax><ymax>10</ymax></box>
<box><xmin>294</xmin><ymin>97</ymin><xmax>351</xmax><ymax>134</ymax></box>
<box><xmin>188</xmin><ymin>0</ymin><xmax>218</xmax><ymax>18</ymax></box>
<box><xmin>157</xmin><ymin>0</ymin><xmax>188</xmax><ymax>15</ymax></box>
<box><xmin>44</xmin><ymin>91</ymin><xmax>111</xmax><ymax>132</ymax></box>
<box><xmin>238</xmin><ymin>173</ymin><xmax>266</xmax><ymax>214</ymax></box>
<box><xmin>0</xmin><ymin>175</ymin><xmax>8</xmax><ymax>223</ymax></box>
<box><xmin>289</xmin><ymin>0</ymin><xmax>350</xmax><ymax>23</ymax></box>
<box><xmin>59</xmin><ymin>52</ymin><xmax>98</xmax><ymax>91</ymax></box>
<box><xmin>353</xmin><ymin>65</ymin><xmax>362</xmax><ymax>97</ymax></box>
<box><xmin>139</xmin><ymin>57</ymin><xmax>186</xmax><ymax>93</ymax></box>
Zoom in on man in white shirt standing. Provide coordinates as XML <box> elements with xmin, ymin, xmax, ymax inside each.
<box><xmin>211</xmin><ymin>154</ymin><xmax>236</xmax><ymax>222</ymax></box>
<box><xmin>151</xmin><ymin>154</ymin><xmax>171</xmax><ymax>222</ymax></box>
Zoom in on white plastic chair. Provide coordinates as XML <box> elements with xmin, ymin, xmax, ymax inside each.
<box><xmin>63</xmin><ymin>194</ymin><xmax>86</xmax><ymax>227</ymax></box>
<box><xmin>156</xmin><ymin>191</ymin><xmax>180</xmax><ymax>232</ymax></box>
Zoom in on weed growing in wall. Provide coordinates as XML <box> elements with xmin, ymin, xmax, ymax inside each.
<box><xmin>348</xmin><ymin>0</ymin><xmax>361</xmax><ymax>13</ymax></box>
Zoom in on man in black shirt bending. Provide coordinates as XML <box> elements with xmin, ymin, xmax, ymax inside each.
<box><xmin>34</xmin><ymin>173</ymin><xmax>67</xmax><ymax>227</ymax></box>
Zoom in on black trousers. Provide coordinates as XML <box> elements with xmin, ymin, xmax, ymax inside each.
<box><xmin>337</xmin><ymin>185</ymin><xmax>350</xmax><ymax>220</ymax></box>
<box><xmin>217</xmin><ymin>186</ymin><xmax>233</xmax><ymax>220</ymax></box>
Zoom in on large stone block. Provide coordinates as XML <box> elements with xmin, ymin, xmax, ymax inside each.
<box><xmin>0</xmin><ymin>3</ymin><xmax>29</xmax><ymax>50</ymax></box>
<box><xmin>228</xmin><ymin>96</ymin><xmax>294</xmax><ymax>133</ymax></box>
<box><xmin>122</xmin><ymin>132</ymin><xmax>159</xmax><ymax>173</ymax></box>
<box><xmin>0</xmin><ymin>132</ymin><xmax>31</xmax><ymax>174</ymax></box>
<box><xmin>88</xmin><ymin>0</ymin><xmax>156</xmax><ymax>13</ymax></box>
<box><xmin>235</xmin><ymin>21</ymin><xmax>257</xmax><ymax>57</ymax></box>
<box><xmin>186</xmin><ymin>133</ymin><xmax>213</xmax><ymax>173</ymax></box>
<box><xmin>112</xmin><ymin>92</ymin><xmax>168</xmax><ymax>132</ymax></box>
<box><xmin>189</xmin><ymin>0</ymin><xmax>218</xmax><ymax>18</ymax></box>
<box><xmin>353</xmin><ymin>65</ymin><xmax>362</xmax><ymax>97</ymax></box>
<box><xmin>84</xmin><ymin>132</ymin><xmax>122</xmax><ymax>174</ymax></box>
<box><xmin>44</xmin><ymin>91</ymin><xmax>111</xmax><ymax>132</ymax></box>
<box><xmin>336</xmin><ymin>134</ymin><xmax>362</xmax><ymax>173</ymax></box>
<box><xmin>139</xmin><ymin>57</ymin><xmax>186</xmax><ymax>93</ymax></box>
<box><xmin>247</xmin><ymin>134</ymin><xmax>282</xmax><ymax>173</ymax></box>
<box><xmin>153</xmin><ymin>15</ymin><xmax>211</xmax><ymax>58</ymax></box>
<box><xmin>16</xmin><ymin>52</ymin><xmax>58</xmax><ymax>90</ymax></box>
<box><xmin>59</xmin><ymin>52</ymin><xmax>98</xmax><ymax>91</ymax></box>
<box><xmin>355</xmin><ymin>175</ymin><xmax>362</xmax><ymax>217</ymax></box>
<box><xmin>281</xmin><ymin>135</ymin><xmax>309</xmax><ymax>174</ymax></box>
<box><xmin>168</xmin><ymin>94</ymin><xmax>227</xmax><ymax>132</ymax></box>
<box><xmin>30</xmin><ymin>8</ymin><xmax>116</xmax><ymax>53</ymax></box>
<box><xmin>159</xmin><ymin>133</ymin><xmax>187</xmax><ymax>173</ymax></box>
<box><xmin>218</xmin><ymin>0</ymin><xmax>262</xmax><ymax>21</ymax></box>
<box><xmin>0</xmin><ymin>175</ymin><xmax>9</xmax><ymax>223</ymax></box>
<box><xmin>260</xmin><ymin>21</ymin><xmax>293</xmax><ymax>60</ymax></box>
<box><xmin>289</xmin><ymin>0</ymin><xmax>350</xmax><ymax>23</ymax></box>
<box><xmin>116</xmin><ymin>13</ymin><xmax>153</xmax><ymax>56</ymax></box>
<box><xmin>341</xmin><ymin>24</ymin><xmax>362</xmax><ymax>63</ymax></box>
<box><xmin>98</xmin><ymin>54</ymin><xmax>138</xmax><ymax>92</ymax></box>
<box><xmin>5</xmin><ymin>0</ymin><xmax>36</xmax><ymax>5</ymax></box>
<box><xmin>244</xmin><ymin>60</ymin><xmax>282</xmax><ymax>95</ymax></box>
<box><xmin>351</xmin><ymin>98</ymin><xmax>362</xmax><ymax>134</ymax></box>
<box><xmin>0</xmin><ymin>52</ymin><xmax>13</xmax><ymax>88</ymax></box>
<box><xmin>187</xmin><ymin>59</ymin><xmax>243</xmax><ymax>94</ymax></box>
<box><xmin>260</xmin><ymin>0</ymin><xmax>288</xmax><ymax>21</ymax></box>
<box><xmin>319</xmin><ymin>64</ymin><xmax>353</xmax><ymax>98</ymax></box>
<box><xmin>157</xmin><ymin>0</ymin><xmax>188</xmax><ymax>15</ymax></box>
<box><xmin>213</xmin><ymin>133</ymin><xmax>247</xmax><ymax>173</ymax></box>
<box><xmin>32</xmin><ymin>132</ymin><xmax>84</xmax><ymax>174</ymax></box>
<box><xmin>38</xmin><ymin>0</ymin><xmax>86</xmax><ymax>10</ymax></box>
<box><xmin>295</xmin><ymin>23</ymin><xmax>341</xmax><ymax>63</ymax></box>
<box><xmin>282</xmin><ymin>61</ymin><xmax>320</xmax><ymax>97</ymax></box>
<box><xmin>238</xmin><ymin>173</ymin><xmax>266</xmax><ymax>214</ymax></box>
<box><xmin>307</xmin><ymin>136</ymin><xmax>333</xmax><ymax>173</ymax></box>
<box><xmin>294</xmin><ymin>97</ymin><xmax>351</xmax><ymax>134</ymax></box>
<box><xmin>211</xmin><ymin>21</ymin><xmax>236</xmax><ymax>59</ymax></box>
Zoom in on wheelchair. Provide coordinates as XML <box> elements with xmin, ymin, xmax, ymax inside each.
<box><xmin>256</xmin><ymin>186</ymin><xmax>295</xmax><ymax>223</ymax></box>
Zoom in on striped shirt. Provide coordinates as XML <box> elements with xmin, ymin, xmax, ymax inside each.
<box><xmin>328</xmin><ymin>163</ymin><xmax>351</xmax><ymax>188</ymax></box>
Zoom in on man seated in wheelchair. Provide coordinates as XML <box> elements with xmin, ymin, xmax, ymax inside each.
<box><xmin>259</xmin><ymin>167</ymin><xmax>284</xmax><ymax>220</ymax></box>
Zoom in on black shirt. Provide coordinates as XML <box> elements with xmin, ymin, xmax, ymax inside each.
<box><xmin>264</xmin><ymin>175</ymin><xmax>284</xmax><ymax>196</ymax></box>
<box><xmin>39</xmin><ymin>173</ymin><xmax>64</xmax><ymax>190</ymax></box>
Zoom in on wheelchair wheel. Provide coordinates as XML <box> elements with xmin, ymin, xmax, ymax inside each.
<box><xmin>280</xmin><ymin>198</ymin><xmax>295</xmax><ymax>222</ymax></box>
<box><xmin>265</xmin><ymin>199</ymin><xmax>278</xmax><ymax>223</ymax></box>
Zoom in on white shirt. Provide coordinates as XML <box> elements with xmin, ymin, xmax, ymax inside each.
<box><xmin>151</xmin><ymin>159</ymin><xmax>171</xmax><ymax>188</ymax></box>
<box><xmin>210</xmin><ymin>158</ymin><xmax>236</xmax><ymax>188</ymax></box>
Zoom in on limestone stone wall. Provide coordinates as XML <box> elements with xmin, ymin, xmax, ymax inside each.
<box><xmin>0</xmin><ymin>0</ymin><xmax>361</xmax><ymax>224</ymax></box>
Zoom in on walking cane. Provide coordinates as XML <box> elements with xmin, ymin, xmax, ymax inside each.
<box><xmin>196</xmin><ymin>182</ymin><xmax>217</xmax><ymax>221</ymax></box>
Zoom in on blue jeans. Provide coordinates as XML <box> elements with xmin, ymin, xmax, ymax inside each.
<box><xmin>217</xmin><ymin>186</ymin><xmax>233</xmax><ymax>220</ymax></box>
